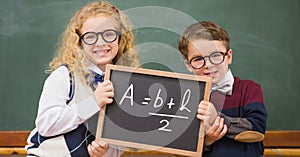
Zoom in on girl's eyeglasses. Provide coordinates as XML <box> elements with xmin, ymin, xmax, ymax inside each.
<box><xmin>80</xmin><ymin>29</ymin><xmax>120</xmax><ymax>45</ymax></box>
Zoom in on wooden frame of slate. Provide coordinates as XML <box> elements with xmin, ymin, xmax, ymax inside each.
<box><xmin>96</xmin><ymin>64</ymin><xmax>211</xmax><ymax>156</ymax></box>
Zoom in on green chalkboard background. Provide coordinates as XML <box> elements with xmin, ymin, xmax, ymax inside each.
<box><xmin>0</xmin><ymin>0</ymin><xmax>299</xmax><ymax>130</ymax></box>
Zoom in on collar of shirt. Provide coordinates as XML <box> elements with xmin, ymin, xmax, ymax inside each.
<box><xmin>86</xmin><ymin>62</ymin><xmax>105</xmax><ymax>76</ymax></box>
<box><xmin>86</xmin><ymin>63</ymin><xmax>105</xmax><ymax>91</ymax></box>
<box><xmin>211</xmin><ymin>69</ymin><xmax>234</xmax><ymax>95</ymax></box>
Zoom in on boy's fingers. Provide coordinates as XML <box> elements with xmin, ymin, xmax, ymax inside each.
<box><xmin>197</xmin><ymin>114</ymin><xmax>206</xmax><ymax>121</ymax></box>
<box><xmin>199</xmin><ymin>101</ymin><xmax>210</xmax><ymax>108</ymax></box>
<box><xmin>221</xmin><ymin>124</ymin><xmax>227</xmax><ymax>136</ymax></box>
<box><xmin>208</xmin><ymin>116</ymin><xmax>220</xmax><ymax>132</ymax></box>
<box><xmin>197</xmin><ymin>108</ymin><xmax>207</xmax><ymax>115</ymax></box>
<box><xmin>215</xmin><ymin>118</ymin><xmax>224</xmax><ymax>133</ymax></box>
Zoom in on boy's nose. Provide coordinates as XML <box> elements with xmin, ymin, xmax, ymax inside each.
<box><xmin>204</xmin><ymin>57</ymin><xmax>214</xmax><ymax>68</ymax></box>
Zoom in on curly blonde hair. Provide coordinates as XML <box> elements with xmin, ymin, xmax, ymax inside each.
<box><xmin>48</xmin><ymin>1</ymin><xmax>139</xmax><ymax>81</ymax></box>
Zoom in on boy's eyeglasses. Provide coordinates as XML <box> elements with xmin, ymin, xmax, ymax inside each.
<box><xmin>80</xmin><ymin>29</ymin><xmax>120</xmax><ymax>45</ymax></box>
<box><xmin>188</xmin><ymin>51</ymin><xmax>229</xmax><ymax>69</ymax></box>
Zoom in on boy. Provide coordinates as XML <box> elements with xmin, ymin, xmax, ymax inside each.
<box><xmin>178</xmin><ymin>21</ymin><xmax>267</xmax><ymax>157</ymax></box>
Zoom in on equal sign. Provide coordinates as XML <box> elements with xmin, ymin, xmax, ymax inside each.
<box><xmin>142</xmin><ymin>97</ymin><xmax>151</xmax><ymax>105</ymax></box>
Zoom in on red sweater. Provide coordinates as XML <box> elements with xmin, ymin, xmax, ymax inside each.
<box><xmin>204</xmin><ymin>77</ymin><xmax>267</xmax><ymax>157</ymax></box>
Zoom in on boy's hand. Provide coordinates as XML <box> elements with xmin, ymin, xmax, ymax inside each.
<box><xmin>88</xmin><ymin>139</ymin><xmax>109</xmax><ymax>157</ymax></box>
<box><xmin>93</xmin><ymin>80</ymin><xmax>114</xmax><ymax>108</ymax></box>
<box><xmin>197</xmin><ymin>101</ymin><xmax>227</xmax><ymax>145</ymax></box>
<box><xmin>197</xmin><ymin>101</ymin><xmax>219</xmax><ymax>125</ymax></box>
<box><xmin>204</xmin><ymin>116</ymin><xmax>227</xmax><ymax>145</ymax></box>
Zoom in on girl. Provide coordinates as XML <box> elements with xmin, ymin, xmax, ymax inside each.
<box><xmin>26</xmin><ymin>1</ymin><xmax>139</xmax><ymax>157</ymax></box>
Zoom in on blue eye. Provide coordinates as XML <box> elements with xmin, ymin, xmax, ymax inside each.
<box><xmin>86</xmin><ymin>35</ymin><xmax>95</xmax><ymax>38</ymax></box>
<box><xmin>83</xmin><ymin>33</ymin><xmax>97</xmax><ymax>41</ymax></box>
<box><xmin>193</xmin><ymin>57</ymin><xmax>204</xmax><ymax>62</ymax></box>
<box><xmin>211</xmin><ymin>53</ymin><xmax>222</xmax><ymax>58</ymax></box>
<box><xmin>104</xmin><ymin>32</ymin><xmax>115</xmax><ymax>37</ymax></box>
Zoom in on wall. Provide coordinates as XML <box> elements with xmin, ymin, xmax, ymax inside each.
<box><xmin>0</xmin><ymin>0</ymin><xmax>299</xmax><ymax>130</ymax></box>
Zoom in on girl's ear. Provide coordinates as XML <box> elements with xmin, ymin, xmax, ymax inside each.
<box><xmin>184</xmin><ymin>59</ymin><xmax>194</xmax><ymax>73</ymax></box>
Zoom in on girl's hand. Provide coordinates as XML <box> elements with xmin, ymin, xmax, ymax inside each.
<box><xmin>93</xmin><ymin>80</ymin><xmax>114</xmax><ymax>108</ymax></box>
<box><xmin>88</xmin><ymin>139</ymin><xmax>109</xmax><ymax>157</ymax></box>
<box><xmin>203</xmin><ymin>116</ymin><xmax>227</xmax><ymax>145</ymax></box>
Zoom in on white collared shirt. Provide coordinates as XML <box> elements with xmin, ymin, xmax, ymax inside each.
<box><xmin>34</xmin><ymin>65</ymin><xmax>122</xmax><ymax>156</ymax></box>
<box><xmin>35</xmin><ymin>66</ymin><xmax>100</xmax><ymax>136</ymax></box>
<box><xmin>211</xmin><ymin>69</ymin><xmax>234</xmax><ymax>95</ymax></box>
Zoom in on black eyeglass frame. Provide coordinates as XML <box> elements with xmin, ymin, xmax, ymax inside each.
<box><xmin>80</xmin><ymin>29</ymin><xmax>120</xmax><ymax>45</ymax></box>
<box><xmin>188</xmin><ymin>51</ymin><xmax>229</xmax><ymax>69</ymax></box>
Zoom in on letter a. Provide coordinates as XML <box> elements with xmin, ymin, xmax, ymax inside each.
<box><xmin>119</xmin><ymin>84</ymin><xmax>133</xmax><ymax>106</ymax></box>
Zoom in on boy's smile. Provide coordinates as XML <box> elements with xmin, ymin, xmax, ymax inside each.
<box><xmin>185</xmin><ymin>39</ymin><xmax>232</xmax><ymax>84</ymax></box>
<box><xmin>204</xmin><ymin>71</ymin><xmax>217</xmax><ymax>78</ymax></box>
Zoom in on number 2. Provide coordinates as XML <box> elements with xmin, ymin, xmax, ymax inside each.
<box><xmin>158</xmin><ymin>119</ymin><xmax>172</xmax><ymax>132</ymax></box>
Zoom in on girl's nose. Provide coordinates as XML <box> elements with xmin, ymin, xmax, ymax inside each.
<box><xmin>95</xmin><ymin>35</ymin><xmax>106</xmax><ymax>46</ymax></box>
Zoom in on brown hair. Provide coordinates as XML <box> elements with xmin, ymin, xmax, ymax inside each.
<box><xmin>178</xmin><ymin>21</ymin><xmax>230</xmax><ymax>59</ymax></box>
<box><xmin>48</xmin><ymin>1</ymin><xmax>139</xmax><ymax>81</ymax></box>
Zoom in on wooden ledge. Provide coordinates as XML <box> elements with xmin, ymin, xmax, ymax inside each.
<box><xmin>264</xmin><ymin>148</ymin><xmax>300</xmax><ymax>157</ymax></box>
<box><xmin>0</xmin><ymin>147</ymin><xmax>300</xmax><ymax>156</ymax></box>
<box><xmin>0</xmin><ymin>148</ymin><xmax>27</xmax><ymax>155</ymax></box>
<box><xmin>0</xmin><ymin>130</ymin><xmax>300</xmax><ymax>156</ymax></box>
<box><xmin>0</xmin><ymin>131</ymin><xmax>30</xmax><ymax>147</ymax></box>
<box><xmin>264</xmin><ymin>131</ymin><xmax>300</xmax><ymax>148</ymax></box>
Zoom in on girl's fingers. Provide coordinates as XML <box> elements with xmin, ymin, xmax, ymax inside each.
<box><xmin>98</xmin><ymin>84</ymin><xmax>114</xmax><ymax>93</ymax></box>
<box><xmin>102</xmin><ymin>91</ymin><xmax>114</xmax><ymax>99</ymax></box>
<box><xmin>88</xmin><ymin>140</ymin><xmax>109</xmax><ymax>157</ymax></box>
<box><xmin>90</xmin><ymin>141</ymin><xmax>102</xmax><ymax>154</ymax></box>
<box><xmin>88</xmin><ymin>144</ymin><xmax>96</xmax><ymax>157</ymax></box>
<box><xmin>100</xmin><ymin>80</ymin><xmax>112</xmax><ymax>86</ymax></box>
<box><xmin>104</xmin><ymin>98</ymin><xmax>113</xmax><ymax>105</ymax></box>
<box><xmin>98</xmin><ymin>140</ymin><xmax>109</xmax><ymax>149</ymax></box>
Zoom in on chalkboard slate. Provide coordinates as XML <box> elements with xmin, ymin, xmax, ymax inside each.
<box><xmin>96</xmin><ymin>64</ymin><xmax>211</xmax><ymax>156</ymax></box>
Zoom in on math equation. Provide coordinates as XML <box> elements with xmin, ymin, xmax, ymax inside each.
<box><xmin>116</xmin><ymin>83</ymin><xmax>196</xmax><ymax>132</ymax></box>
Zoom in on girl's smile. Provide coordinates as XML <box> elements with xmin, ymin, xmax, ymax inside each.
<box><xmin>81</xmin><ymin>14</ymin><xmax>119</xmax><ymax>71</ymax></box>
<box><xmin>92</xmin><ymin>47</ymin><xmax>111</xmax><ymax>57</ymax></box>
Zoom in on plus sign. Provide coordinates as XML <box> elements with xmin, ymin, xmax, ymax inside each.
<box><xmin>167</xmin><ymin>98</ymin><xmax>175</xmax><ymax>109</ymax></box>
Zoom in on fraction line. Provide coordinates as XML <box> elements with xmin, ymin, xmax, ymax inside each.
<box><xmin>148</xmin><ymin>112</ymin><xmax>189</xmax><ymax>119</ymax></box>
